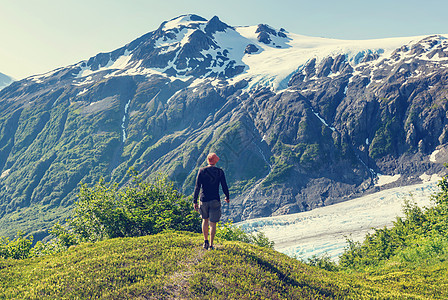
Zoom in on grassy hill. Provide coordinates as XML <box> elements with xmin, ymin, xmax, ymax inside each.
<box><xmin>1</xmin><ymin>231</ymin><xmax>447</xmax><ymax>299</ymax></box>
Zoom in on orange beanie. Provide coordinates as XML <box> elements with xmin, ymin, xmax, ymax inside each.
<box><xmin>207</xmin><ymin>153</ymin><xmax>220</xmax><ymax>165</ymax></box>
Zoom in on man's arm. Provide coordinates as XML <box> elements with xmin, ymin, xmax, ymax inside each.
<box><xmin>221</xmin><ymin>170</ymin><xmax>230</xmax><ymax>203</ymax></box>
<box><xmin>193</xmin><ymin>170</ymin><xmax>201</xmax><ymax>205</ymax></box>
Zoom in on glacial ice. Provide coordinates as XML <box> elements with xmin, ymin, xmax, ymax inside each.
<box><xmin>236</xmin><ymin>177</ymin><xmax>441</xmax><ymax>261</ymax></box>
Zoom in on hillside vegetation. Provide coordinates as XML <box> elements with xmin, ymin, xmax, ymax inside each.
<box><xmin>339</xmin><ymin>174</ymin><xmax>448</xmax><ymax>272</ymax></box>
<box><xmin>1</xmin><ymin>173</ymin><xmax>448</xmax><ymax>299</ymax></box>
<box><xmin>1</xmin><ymin>231</ymin><xmax>447</xmax><ymax>299</ymax></box>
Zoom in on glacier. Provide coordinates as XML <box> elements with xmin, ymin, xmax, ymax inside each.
<box><xmin>236</xmin><ymin>176</ymin><xmax>441</xmax><ymax>261</ymax></box>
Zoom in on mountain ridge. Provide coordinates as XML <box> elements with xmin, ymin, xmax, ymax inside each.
<box><xmin>0</xmin><ymin>14</ymin><xmax>447</xmax><ymax>237</ymax></box>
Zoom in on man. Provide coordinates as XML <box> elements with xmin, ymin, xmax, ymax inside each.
<box><xmin>193</xmin><ymin>153</ymin><xmax>230</xmax><ymax>250</ymax></box>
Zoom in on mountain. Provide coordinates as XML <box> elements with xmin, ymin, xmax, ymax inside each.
<box><xmin>0</xmin><ymin>72</ymin><xmax>14</xmax><ymax>90</ymax></box>
<box><xmin>0</xmin><ymin>14</ymin><xmax>448</xmax><ymax>237</ymax></box>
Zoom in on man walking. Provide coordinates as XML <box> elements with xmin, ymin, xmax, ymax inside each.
<box><xmin>193</xmin><ymin>153</ymin><xmax>230</xmax><ymax>250</ymax></box>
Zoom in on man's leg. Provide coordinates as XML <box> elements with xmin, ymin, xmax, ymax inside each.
<box><xmin>199</xmin><ymin>201</ymin><xmax>210</xmax><ymax>249</ymax></box>
<box><xmin>209</xmin><ymin>221</ymin><xmax>217</xmax><ymax>247</ymax></box>
<box><xmin>208</xmin><ymin>200</ymin><xmax>221</xmax><ymax>249</ymax></box>
<box><xmin>202</xmin><ymin>218</ymin><xmax>209</xmax><ymax>241</ymax></box>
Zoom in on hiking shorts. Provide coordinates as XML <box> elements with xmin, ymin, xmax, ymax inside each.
<box><xmin>199</xmin><ymin>200</ymin><xmax>221</xmax><ymax>223</ymax></box>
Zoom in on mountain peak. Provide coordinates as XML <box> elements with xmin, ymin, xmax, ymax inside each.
<box><xmin>161</xmin><ymin>14</ymin><xmax>207</xmax><ymax>32</ymax></box>
<box><xmin>205</xmin><ymin>16</ymin><xmax>231</xmax><ymax>35</ymax></box>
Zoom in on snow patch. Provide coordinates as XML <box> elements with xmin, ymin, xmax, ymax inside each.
<box><xmin>163</xmin><ymin>15</ymin><xmax>206</xmax><ymax>31</ymax></box>
<box><xmin>77</xmin><ymin>88</ymin><xmax>89</xmax><ymax>96</ymax></box>
<box><xmin>430</xmin><ymin>149</ymin><xmax>440</xmax><ymax>163</ymax></box>
<box><xmin>28</xmin><ymin>67</ymin><xmax>64</xmax><ymax>82</ymax></box>
<box><xmin>232</xmin><ymin>28</ymin><xmax>433</xmax><ymax>91</ymax></box>
<box><xmin>419</xmin><ymin>172</ymin><xmax>441</xmax><ymax>182</ymax></box>
<box><xmin>72</xmin><ymin>76</ymin><xmax>94</xmax><ymax>86</ymax></box>
<box><xmin>76</xmin><ymin>50</ymin><xmax>133</xmax><ymax>78</ymax></box>
<box><xmin>375</xmin><ymin>174</ymin><xmax>401</xmax><ymax>187</ymax></box>
<box><xmin>311</xmin><ymin>109</ymin><xmax>335</xmax><ymax>131</ymax></box>
<box><xmin>166</xmin><ymin>90</ymin><xmax>182</xmax><ymax>104</ymax></box>
<box><xmin>155</xmin><ymin>27</ymin><xmax>195</xmax><ymax>49</ymax></box>
<box><xmin>0</xmin><ymin>169</ymin><xmax>10</xmax><ymax>179</ymax></box>
<box><xmin>66</xmin><ymin>21</ymin><xmax>448</xmax><ymax>93</ymax></box>
<box><xmin>121</xmin><ymin>99</ymin><xmax>131</xmax><ymax>142</ymax></box>
<box><xmin>328</xmin><ymin>71</ymin><xmax>341</xmax><ymax>78</ymax></box>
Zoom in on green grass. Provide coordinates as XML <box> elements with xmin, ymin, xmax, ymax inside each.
<box><xmin>1</xmin><ymin>231</ymin><xmax>447</xmax><ymax>299</ymax></box>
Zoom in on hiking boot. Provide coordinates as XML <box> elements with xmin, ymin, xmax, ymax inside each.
<box><xmin>203</xmin><ymin>240</ymin><xmax>209</xmax><ymax>250</ymax></box>
<box><xmin>209</xmin><ymin>245</ymin><xmax>215</xmax><ymax>251</ymax></box>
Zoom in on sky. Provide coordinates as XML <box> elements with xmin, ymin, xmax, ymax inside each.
<box><xmin>0</xmin><ymin>0</ymin><xmax>447</xmax><ymax>80</ymax></box>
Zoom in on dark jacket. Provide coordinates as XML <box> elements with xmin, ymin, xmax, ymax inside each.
<box><xmin>193</xmin><ymin>166</ymin><xmax>229</xmax><ymax>203</ymax></box>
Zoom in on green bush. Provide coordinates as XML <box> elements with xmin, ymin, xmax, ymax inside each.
<box><xmin>69</xmin><ymin>171</ymin><xmax>201</xmax><ymax>242</ymax></box>
<box><xmin>50</xmin><ymin>222</ymin><xmax>79</xmax><ymax>249</ymax></box>
<box><xmin>216</xmin><ymin>221</ymin><xmax>274</xmax><ymax>249</ymax></box>
<box><xmin>394</xmin><ymin>234</ymin><xmax>448</xmax><ymax>264</ymax></box>
<box><xmin>305</xmin><ymin>253</ymin><xmax>339</xmax><ymax>272</ymax></box>
<box><xmin>0</xmin><ymin>231</ymin><xmax>33</xmax><ymax>259</ymax></box>
<box><xmin>0</xmin><ymin>169</ymin><xmax>202</xmax><ymax>257</ymax></box>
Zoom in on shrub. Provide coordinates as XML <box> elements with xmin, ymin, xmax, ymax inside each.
<box><xmin>0</xmin><ymin>231</ymin><xmax>33</xmax><ymax>259</ymax></box>
<box><xmin>305</xmin><ymin>253</ymin><xmax>339</xmax><ymax>272</ymax></box>
<box><xmin>216</xmin><ymin>221</ymin><xmax>274</xmax><ymax>249</ymax></box>
<box><xmin>50</xmin><ymin>222</ymin><xmax>79</xmax><ymax>249</ymax></box>
<box><xmin>395</xmin><ymin>234</ymin><xmax>448</xmax><ymax>264</ymax></box>
<box><xmin>0</xmin><ymin>172</ymin><xmax>203</xmax><ymax>259</ymax></box>
<box><xmin>68</xmin><ymin>171</ymin><xmax>201</xmax><ymax>242</ymax></box>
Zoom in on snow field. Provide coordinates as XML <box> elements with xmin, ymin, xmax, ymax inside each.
<box><xmin>60</xmin><ymin>16</ymin><xmax>448</xmax><ymax>95</ymax></box>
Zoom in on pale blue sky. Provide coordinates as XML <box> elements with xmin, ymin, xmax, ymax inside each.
<box><xmin>0</xmin><ymin>0</ymin><xmax>446</xmax><ymax>79</ymax></box>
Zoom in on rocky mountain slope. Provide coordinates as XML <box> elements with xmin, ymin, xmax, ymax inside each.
<box><xmin>0</xmin><ymin>14</ymin><xmax>447</xmax><ymax>236</ymax></box>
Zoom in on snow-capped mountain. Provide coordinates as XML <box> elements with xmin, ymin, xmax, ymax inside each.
<box><xmin>0</xmin><ymin>72</ymin><xmax>13</xmax><ymax>90</ymax></box>
<box><xmin>32</xmin><ymin>14</ymin><xmax>448</xmax><ymax>91</ymax></box>
<box><xmin>0</xmin><ymin>14</ymin><xmax>447</xmax><ymax>237</ymax></box>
